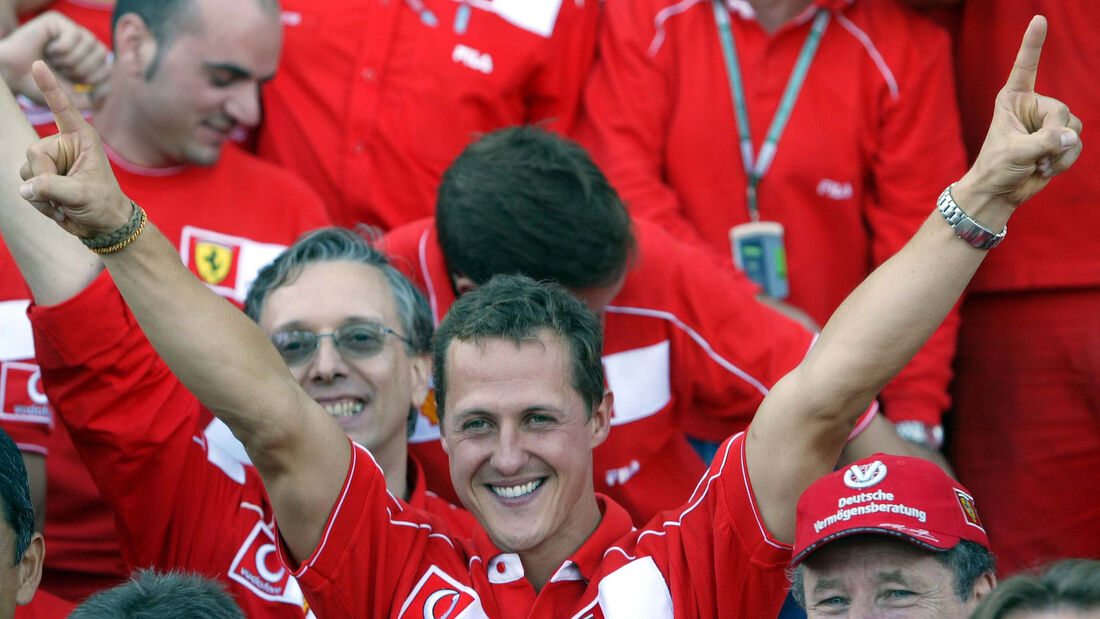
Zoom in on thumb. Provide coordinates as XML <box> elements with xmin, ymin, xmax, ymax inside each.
<box><xmin>1011</xmin><ymin>126</ymin><xmax>1078</xmax><ymax>165</ymax></box>
<box><xmin>20</xmin><ymin>173</ymin><xmax>84</xmax><ymax>208</ymax></box>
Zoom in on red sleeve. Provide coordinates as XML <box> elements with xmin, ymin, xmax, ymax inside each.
<box><xmin>0</xmin><ymin>250</ymin><xmax>52</xmax><ymax>455</ymax></box>
<box><xmin>29</xmin><ymin>271</ymin><xmax>258</xmax><ymax>573</ymax></box>
<box><xmin>572</xmin><ymin>0</ymin><xmax>710</xmax><ymax>248</ymax></box>
<box><xmin>864</xmin><ymin>17</ymin><xmax>965</xmax><ymax>427</ymax></box>
<box><xmin>523</xmin><ymin>0</ymin><xmax>600</xmax><ymax>135</ymax></box>
<box><xmin>592</xmin><ymin>434</ymin><xmax>791</xmax><ymax>617</ymax></box>
<box><xmin>280</xmin><ymin>440</ymin><xmax>474</xmax><ymax>619</ymax></box>
<box><xmin>639</xmin><ymin>226</ymin><xmax>815</xmax><ymax>442</ymax></box>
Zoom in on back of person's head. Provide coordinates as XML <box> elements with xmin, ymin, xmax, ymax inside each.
<box><xmin>432</xmin><ymin>274</ymin><xmax>604</xmax><ymax>419</ymax></box>
<box><xmin>435</xmin><ymin>126</ymin><xmax>636</xmax><ymax>290</ymax></box>
<box><xmin>970</xmin><ymin>559</ymin><xmax>1100</xmax><ymax>619</ymax></box>
<box><xmin>69</xmin><ymin>569</ymin><xmax>245</xmax><ymax>618</ymax></box>
<box><xmin>245</xmin><ymin>226</ymin><xmax>434</xmax><ymax>355</ymax></box>
<box><xmin>0</xmin><ymin>429</ymin><xmax>32</xmax><ymax>569</ymax></box>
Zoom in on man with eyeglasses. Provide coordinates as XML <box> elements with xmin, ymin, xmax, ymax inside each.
<box><xmin>17</xmin><ymin>224</ymin><xmax>477</xmax><ymax>616</ymax></box>
<box><xmin>0</xmin><ymin>63</ymin><xmax>477</xmax><ymax>608</ymax></box>
<box><xmin>8</xmin><ymin>17</ymin><xmax>1085</xmax><ymax>617</ymax></box>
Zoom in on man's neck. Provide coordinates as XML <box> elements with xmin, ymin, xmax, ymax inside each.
<box><xmin>747</xmin><ymin>0</ymin><xmax>815</xmax><ymax>33</ymax></box>
<box><xmin>93</xmin><ymin>97</ymin><xmax>176</xmax><ymax>168</ymax></box>
<box><xmin>371</xmin><ymin>437</ymin><xmax>410</xmax><ymax>502</ymax></box>
<box><xmin>519</xmin><ymin>494</ymin><xmax>603</xmax><ymax>592</ymax></box>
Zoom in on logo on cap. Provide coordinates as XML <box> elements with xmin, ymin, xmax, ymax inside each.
<box><xmin>954</xmin><ymin>488</ymin><xmax>985</xmax><ymax>531</ymax></box>
<box><xmin>843</xmin><ymin>460</ymin><xmax>887</xmax><ymax>489</ymax></box>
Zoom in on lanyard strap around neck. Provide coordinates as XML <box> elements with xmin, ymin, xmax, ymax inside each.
<box><xmin>712</xmin><ymin>1</ymin><xmax>829</xmax><ymax>221</ymax></box>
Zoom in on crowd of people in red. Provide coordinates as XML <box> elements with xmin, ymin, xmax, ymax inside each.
<box><xmin>0</xmin><ymin>0</ymin><xmax>1095</xmax><ymax>617</ymax></box>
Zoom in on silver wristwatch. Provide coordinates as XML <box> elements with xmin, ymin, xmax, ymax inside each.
<box><xmin>936</xmin><ymin>184</ymin><xmax>1007</xmax><ymax>250</ymax></box>
<box><xmin>895</xmin><ymin>421</ymin><xmax>945</xmax><ymax>451</ymax></box>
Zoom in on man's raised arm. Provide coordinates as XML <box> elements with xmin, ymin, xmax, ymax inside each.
<box><xmin>16</xmin><ymin>61</ymin><xmax>352</xmax><ymax>562</ymax></box>
<box><xmin>745</xmin><ymin>16</ymin><xmax>1082</xmax><ymax>542</ymax></box>
<box><xmin>0</xmin><ymin>71</ymin><xmax>98</xmax><ymax>306</ymax></box>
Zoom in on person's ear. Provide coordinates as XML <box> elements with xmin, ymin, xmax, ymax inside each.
<box><xmin>15</xmin><ymin>533</ymin><xmax>44</xmax><ymax>605</ymax></box>
<box><xmin>409</xmin><ymin>353</ymin><xmax>431</xmax><ymax>409</ymax></box>
<box><xmin>113</xmin><ymin>13</ymin><xmax>159</xmax><ymax>78</ymax></box>
<box><xmin>588</xmin><ymin>391</ymin><xmax>614</xmax><ymax>449</ymax></box>
<box><xmin>451</xmin><ymin>274</ymin><xmax>478</xmax><ymax>296</ymax></box>
<box><xmin>968</xmin><ymin>571</ymin><xmax>997</xmax><ymax>606</ymax></box>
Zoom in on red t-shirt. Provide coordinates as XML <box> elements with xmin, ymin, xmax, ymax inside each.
<box><xmin>573</xmin><ymin>0</ymin><xmax>965</xmax><ymax>427</ymax></box>
<box><xmin>281</xmin><ymin>431</ymin><xmax>791</xmax><ymax>618</ymax></box>
<box><xmin>952</xmin><ymin>0</ymin><xmax>1100</xmax><ymax>292</ymax></box>
<box><xmin>383</xmin><ymin>217</ymin><xmax>876</xmax><ymax>524</ymax></box>
<box><xmin>14</xmin><ymin>590</ymin><xmax>75</xmax><ymax>619</ymax></box>
<box><xmin>0</xmin><ymin>143</ymin><xmax>330</xmax><ymax>601</ymax></box>
<box><xmin>29</xmin><ymin>272</ymin><xmax>477</xmax><ymax>617</ymax></box>
<box><xmin>257</xmin><ymin>0</ymin><xmax>600</xmax><ymax>229</ymax></box>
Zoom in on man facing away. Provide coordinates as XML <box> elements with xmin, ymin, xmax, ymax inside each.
<box><xmin>12</xmin><ymin>15</ymin><xmax>1084</xmax><ymax>618</ymax></box>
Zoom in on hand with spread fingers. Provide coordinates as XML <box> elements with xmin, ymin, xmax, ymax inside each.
<box><xmin>18</xmin><ymin>60</ymin><xmax>132</xmax><ymax>240</ymax></box>
<box><xmin>962</xmin><ymin>16</ymin><xmax>1083</xmax><ymax>208</ymax></box>
<box><xmin>0</xmin><ymin>11</ymin><xmax>110</xmax><ymax>109</ymax></box>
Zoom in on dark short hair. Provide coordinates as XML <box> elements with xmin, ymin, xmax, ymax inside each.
<box><xmin>0</xmin><ymin>428</ymin><xmax>33</xmax><ymax>567</ymax></box>
<box><xmin>69</xmin><ymin>569</ymin><xmax>245</xmax><ymax>618</ymax></box>
<box><xmin>789</xmin><ymin>539</ymin><xmax>996</xmax><ymax>608</ymax></box>
<box><xmin>432</xmin><ymin>274</ymin><xmax>604</xmax><ymax>420</ymax></box>
<box><xmin>970</xmin><ymin>559</ymin><xmax>1100</xmax><ymax>619</ymax></box>
<box><xmin>113</xmin><ymin>0</ymin><xmax>201</xmax><ymax>77</ymax></box>
<box><xmin>113</xmin><ymin>0</ymin><xmax>279</xmax><ymax>79</ymax></box>
<box><xmin>436</xmin><ymin>126</ymin><xmax>636</xmax><ymax>291</ymax></box>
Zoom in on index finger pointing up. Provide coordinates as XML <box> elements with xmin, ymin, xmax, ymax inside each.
<box><xmin>30</xmin><ymin>60</ymin><xmax>90</xmax><ymax>134</ymax></box>
<box><xmin>1005</xmin><ymin>15</ymin><xmax>1047</xmax><ymax>94</ymax></box>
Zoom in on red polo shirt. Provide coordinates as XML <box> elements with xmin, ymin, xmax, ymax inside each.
<box><xmin>573</xmin><ymin>0</ymin><xmax>965</xmax><ymax>428</ymax></box>
<box><xmin>257</xmin><ymin>0</ymin><xmax>600</xmax><ymax>229</ymax></box>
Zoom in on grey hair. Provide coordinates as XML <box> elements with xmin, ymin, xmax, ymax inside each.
<box><xmin>69</xmin><ymin>569</ymin><xmax>245</xmax><ymax>618</ymax></box>
<box><xmin>970</xmin><ymin>559</ymin><xmax>1100</xmax><ymax>619</ymax></box>
<box><xmin>244</xmin><ymin>226</ymin><xmax>432</xmax><ymax>355</ymax></box>
<box><xmin>789</xmin><ymin>539</ymin><xmax>996</xmax><ymax>608</ymax></box>
<box><xmin>244</xmin><ymin>227</ymin><xmax>433</xmax><ymax>437</ymax></box>
<box><xmin>0</xmin><ymin>428</ymin><xmax>32</xmax><ymax>566</ymax></box>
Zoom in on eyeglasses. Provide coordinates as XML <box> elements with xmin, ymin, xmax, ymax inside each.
<box><xmin>271</xmin><ymin>322</ymin><xmax>411</xmax><ymax>366</ymax></box>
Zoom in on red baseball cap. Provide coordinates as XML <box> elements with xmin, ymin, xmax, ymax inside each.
<box><xmin>790</xmin><ymin>454</ymin><xmax>990</xmax><ymax>566</ymax></box>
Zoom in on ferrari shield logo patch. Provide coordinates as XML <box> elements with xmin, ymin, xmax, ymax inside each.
<box><xmin>955</xmin><ymin>488</ymin><xmax>985</xmax><ymax>531</ymax></box>
<box><xmin>193</xmin><ymin>241</ymin><xmax>236</xmax><ymax>285</ymax></box>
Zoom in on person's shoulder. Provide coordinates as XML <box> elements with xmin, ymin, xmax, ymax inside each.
<box><xmin>840</xmin><ymin>0</ymin><xmax>952</xmax><ymax>50</ymax></box>
<box><xmin>382</xmin><ymin>217</ymin><xmax>436</xmax><ymax>258</ymax></box>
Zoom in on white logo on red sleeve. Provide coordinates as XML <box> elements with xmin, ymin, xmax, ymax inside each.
<box><xmin>843</xmin><ymin>461</ymin><xmax>887</xmax><ymax>489</ymax></box>
<box><xmin>228</xmin><ymin>520</ymin><xmax>304</xmax><ymax>606</ymax></box>
<box><xmin>0</xmin><ymin>362</ymin><xmax>52</xmax><ymax>424</ymax></box>
<box><xmin>398</xmin><ymin>566</ymin><xmax>486</xmax><ymax>619</ymax></box>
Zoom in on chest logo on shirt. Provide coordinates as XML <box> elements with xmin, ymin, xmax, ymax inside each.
<box><xmin>0</xmin><ymin>361</ymin><xmax>52</xmax><ymax>424</ymax></box>
<box><xmin>228</xmin><ymin>520</ymin><xmax>304</xmax><ymax>605</ymax></box>
<box><xmin>194</xmin><ymin>241</ymin><xmax>237</xmax><ymax>285</ymax></box>
<box><xmin>452</xmin><ymin>44</ymin><xmax>494</xmax><ymax>75</ymax></box>
<box><xmin>398</xmin><ymin>566</ymin><xmax>484</xmax><ymax>619</ymax></box>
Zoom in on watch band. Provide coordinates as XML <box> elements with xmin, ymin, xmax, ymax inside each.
<box><xmin>895</xmin><ymin>421</ymin><xmax>945</xmax><ymax>451</ymax></box>
<box><xmin>936</xmin><ymin>184</ymin><xmax>1006</xmax><ymax>250</ymax></box>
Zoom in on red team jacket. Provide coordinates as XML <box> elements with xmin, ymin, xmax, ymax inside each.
<box><xmin>256</xmin><ymin>0</ymin><xmax>600</xmax><ymax>229</ymax></box>
<box><xmin>0</xmin><ymin>144</ymin><xmax>330</xmax><ymax>601</ymax></box>
<box><xmin>29</xmin><ymin>272</ymin><xmax>478</xmax><ymax>617</ymax></box>
<box><xmin>574</xmin><ymin>0</ymin><xmax>966</xmax><ymax>429</ymax></box>
<box><xmin>281</xmin><ymin>431</ymin><xmax>792</xmax><ymax>618</ymax></box>
<box><xmin>384</xmin><ymin>217</ymin><xmax>876</xmax><ymax>524</ymax></box>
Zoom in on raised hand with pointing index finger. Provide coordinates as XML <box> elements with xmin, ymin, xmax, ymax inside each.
<box><xmin>18</xmin><ymin>60</ymin><xmax>132</xmax><ymax>240</ymax></box>
<box><xmin>964</xmin><ymin>15</ymin><xmax>1083</xmax><ymax>208</ymax></box>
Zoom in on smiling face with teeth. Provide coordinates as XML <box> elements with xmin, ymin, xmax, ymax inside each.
<box><xmin>258</xmin><ymin>260</ymin><xmax>431</xmax><ymax>498</ymax></box>
<box><xmin>440</xmin><ymin>331</ymin><xmax>613</xmax><ymax>588</ymax></box>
